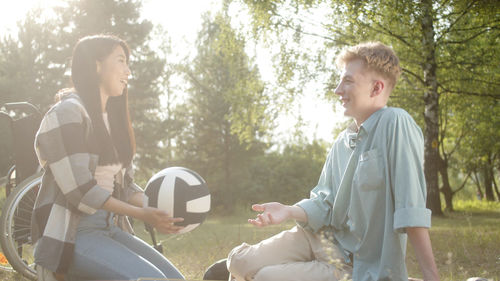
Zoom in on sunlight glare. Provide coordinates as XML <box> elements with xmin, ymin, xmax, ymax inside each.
<box><xmin>0</xmin><ymin>0</ymin><xmax>66</xmax><ymax>36</ymax></box>
<box><xmin>0</xmin><ymin>0</ymin><xmax>342</xmax><ymax>143</ymax></box>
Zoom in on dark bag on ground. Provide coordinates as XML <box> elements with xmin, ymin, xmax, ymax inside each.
<box><xmin>203</xmin><ymin>259</ymin><xmax>229</xmax><ymax>280</ymax></box>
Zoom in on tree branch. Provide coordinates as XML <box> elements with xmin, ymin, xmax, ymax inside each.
<box><xmin>442</xmin><ymin>28</ymin><xmax>491</xmax><ymax>44</ymax></box>
<box><xmin>436</xmin><ymin>0</ymin><xmax>477</xmax><ymax>42</ymax></box>
<box><xmin>438</xmin><ymin>83</ymin><xmax>500</xmax><ymax>99</ymax></box>
<box><xmin>275</xmin><ymin>20</ymin><xmax>347</xmax><ymax>44</ymax></box>
<box><xmin>447</xmin><ymin>126</ymin><xmax>466</xmax><ymax>157</ymax></box>
<box><xmin>446</xmin><ymin>21</ymin><xmax>500</xmax><ymax>32</ymax></box>
<box><xmin>374</xmin><ymin>22</ymin><xmax>416</xmax><ymax>50</ymax></box>
<box><xmin>401</xmin><ymin>68</ymin><xmax>425</xmax><ymax>85</ymax></box>
<box><xmin>438</xmin><ymin>77</ymin><xmax>500</xmax><ymax>87</ymax></box>
<box><xmin>349</xmin><ymin>20</ymin><xmax>420</xmax><ymax>53</ymax></box>
<box><xmin>451</xmin><ymin>171</ymin><xmax>472</xmax><ymax>196</ymax></box>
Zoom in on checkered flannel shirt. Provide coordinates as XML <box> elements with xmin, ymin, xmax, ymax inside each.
<box><xmin>32</xmin><ymin>93</ymin><xmax>143</xmax><ymax>273</ymax></box>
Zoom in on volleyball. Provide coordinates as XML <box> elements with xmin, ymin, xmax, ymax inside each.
<box><xmin>144</xmin><ymin>167</ymin><xmax>210</xmax><ymax>234</ymax></box>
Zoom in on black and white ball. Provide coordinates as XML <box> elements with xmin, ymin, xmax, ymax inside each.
<box><xmin>144</xmin><ymin>167</ymin><xmax>210</xmax><ymax>234</ymax></box>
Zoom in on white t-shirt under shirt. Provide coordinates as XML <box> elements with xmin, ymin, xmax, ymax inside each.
<box><xmin>94</xmin><ymin>112</ymin><xmax>122</xmax><ymax>192</ymax></box>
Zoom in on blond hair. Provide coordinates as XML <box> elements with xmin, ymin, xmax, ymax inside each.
<box><xmin>336</xmin><ymin>42</ymin><xmax>401</xmax><ymax>89</ymax></box>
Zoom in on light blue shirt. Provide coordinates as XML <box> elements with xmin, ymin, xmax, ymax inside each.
<box><xmin>297</xmin><ymin>107</ymin><xmax>431</xmax><ymax>281</ymax></box>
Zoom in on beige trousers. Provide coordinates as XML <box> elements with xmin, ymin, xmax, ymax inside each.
<box><xmin>227</xmin><ymin>226</ymin><xmax>352</xmax><ymax>281</ymax></box>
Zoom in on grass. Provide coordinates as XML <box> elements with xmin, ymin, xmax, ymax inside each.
<box><xmin>406</xmin><ymin>210</ymin><xmax>500</xmax><ymax>280</ymax></box>
<box><xmin>134</xmin><ymin>211</ymin><xmax>297</xmax><ymax>279</ymax></box>
<box><xmin>0</xmin><ymin>200</ymin><xmax>498</xmax><ymax>280</ymax></box>
<box><xmin>145</xmin><ymin>201</ymin><xmax>500</xmax><ymax>280</ymax></box>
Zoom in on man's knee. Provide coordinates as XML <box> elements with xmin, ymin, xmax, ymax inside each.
<box><xmin>227</xmin><ymin>242</ymin><xmax>252</xmax><ymax>277</ymax></box>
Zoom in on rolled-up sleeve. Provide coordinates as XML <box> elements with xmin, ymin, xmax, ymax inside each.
<box><xmin>389</xmin><ymin>112</ymin><xmax>431</xmax><ymax>233</ymax></box>
<box><xmin>36</xmin><ymin>101</ymin><xmax>111</xmax><ymax>214</ymax></box>
<box><xmin>296</xmin><ymin>147</ymin><xmax>336</xmax><ymax>233</ymax></box>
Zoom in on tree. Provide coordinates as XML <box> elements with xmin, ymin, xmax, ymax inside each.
<box><xmin>456</xmin><ymin>95</ymin><xmax>500</xmax><ymax>202</ymax></box>
<box><xmin>0</xmin><ymin>7</ymin><xmax>63</xmax><ymax>107</ymax></box>
<box><xmin>247</xmin><ymin>139</ymin><xmax>329</xmax><ymax>205</ymax></box>
<box><xmin>55</xmin><ymin>0</ymin><xmax>168</xmax><ymax>179</ymax></box>
<box><xmin>0</xmin><ymin>0</ymin><xmax>169</xmax><ymax>179</ymax></box>
<box><xmin>231</xmin><ymin>0</ymin><xmax>500</xmax><ymax>214</ymax></box>
<box><xmin>177</xmin><ymin>12</ymin><xmax>275</xmax><ymax>210</ymax></box>
<box><xmin>0</xmin><ymin>7</ymin><xmax>68</xmax><ymax>177</ymax></box>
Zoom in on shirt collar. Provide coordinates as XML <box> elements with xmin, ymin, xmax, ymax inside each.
<box><xmin>345</xmin><ymin>123</ymin><xmax>358</xmax><ymax>149</ymax></box>
<box><xmin>344</xmin><ymin>107</ymin><xmax>387</xmax><ymax>149</ymax></box>
<box><xmin>359</xmin><ymin>106</ymin><xmax>388</xmax><ymax>135</ymax></box>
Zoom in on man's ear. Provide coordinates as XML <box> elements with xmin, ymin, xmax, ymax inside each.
<box><xmin>371</xmin><ymin>80</ymin><xmax>385</xmax><ymax>97</ymax></box>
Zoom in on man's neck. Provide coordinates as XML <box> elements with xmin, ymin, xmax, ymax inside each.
<box><xmin>354</xmin><ymin>105</ymin><xmax>386</xmax><ymax>129</ymax></box>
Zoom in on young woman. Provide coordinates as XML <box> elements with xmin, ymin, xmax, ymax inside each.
<box><xmin>32</xmin><ymin>34</ymin><xmax>185</xmax><ymax>281</ymax></box>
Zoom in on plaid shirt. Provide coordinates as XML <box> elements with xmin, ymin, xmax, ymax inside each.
<box><xmin>32</xmin><ymin>93</ymin><xmax>143</xmax><ymax>273</ymax></box>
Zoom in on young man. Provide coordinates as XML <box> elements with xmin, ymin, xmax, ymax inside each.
<box><xmin>227</xmin><ymin>42</ymin><xmax>439</xmax><ymax>281</ymax></box>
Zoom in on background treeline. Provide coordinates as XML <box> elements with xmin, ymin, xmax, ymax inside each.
<box><xmin>0</xmin><ymin>0</ymin><xmax>498</xmax><ymax>215</ymax></box>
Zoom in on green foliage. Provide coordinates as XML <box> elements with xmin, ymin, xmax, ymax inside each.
<box><xmin>453</xmin><ymin>199</ymin><xmax>500</xmax><ymax>214</ymax></box>
<box><xmin>0</xmin><ymin>2</ymin><xmax>333</xmax><ymax>213</ymax></box>
<box><xmin>174</xmin><ymin>12</ymin><xmax>276</xmax><ymax>210</ymax></box>
<box><xmin>0</xmin><ymin>0</ymin><xmax>168</xmax><ymax>179</ymax></box>
<box><xmin>246</xmin><ymin>140</ymin><xmax>328</xmax><ymax>205</ymax></box>
<box><xmin>0</xmin><ymin>7</ymin><xmax>63</xmax><ymax>107</ymax></box>
<box><xmin>1</xmin><ymin>0</ymin><xmax>496</xmax><ymax>217</ymax></box>
<box><xmin>232</xmin><ymin>0</ymin><xmax>500</xmax><ymax>209</ymax></box>
<box><xmin>166</xmin><ymin>12</ymin><xmax>332</xmax><ymax>211</ymax></box>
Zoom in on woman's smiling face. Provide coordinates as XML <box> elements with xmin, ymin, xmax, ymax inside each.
<box><xmin>97</xmin><ymin>45</ymin><xmax>131</xmax><ymax>98</ymax></box>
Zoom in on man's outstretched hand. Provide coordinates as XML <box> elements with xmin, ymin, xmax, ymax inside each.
<box><xmin>248</xmin><ymin>202</ymin><xmax>307</xmax><ymax>227</ymax></box>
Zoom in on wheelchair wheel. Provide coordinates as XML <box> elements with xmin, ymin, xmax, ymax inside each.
<box><xmin>0</xmin><ymin>172</ymin><xmax>41</xmax><ymax>280</ymax></box>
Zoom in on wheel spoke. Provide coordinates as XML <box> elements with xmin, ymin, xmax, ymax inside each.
<box><xmin>0</xmin><ymin>173</ymin><xmax>41</xmax><ymax>280</ymax></box>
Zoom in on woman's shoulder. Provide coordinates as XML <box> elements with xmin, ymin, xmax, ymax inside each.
<box><xmin>45</xmin><ymin>92</ymin><xmax>89</xmax><ymax>123</ymax></box>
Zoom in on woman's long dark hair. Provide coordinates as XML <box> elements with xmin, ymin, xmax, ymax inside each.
<box><xmin>70</xmin><ymin>34</ymin><xmax>135</xmax><ymax>166</ymax></box>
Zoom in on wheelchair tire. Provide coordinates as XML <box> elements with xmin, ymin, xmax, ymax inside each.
<box><xmin>0</xmin><ymin>172</ymin><xmax>42</xmax><ymax>280</ymax></box>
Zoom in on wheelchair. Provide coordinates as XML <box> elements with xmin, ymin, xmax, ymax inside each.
<box><xmin>0</xmin><ymin>101</ymin><xmax>228</xmax><ymax>281</ymax></box>
<box><xmin>0</xmin><ymin>101</ymin><xmax>42</xmax><ymax>280</ymax></box>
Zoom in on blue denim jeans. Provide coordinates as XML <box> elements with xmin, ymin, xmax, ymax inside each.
<box><xmin>65</xmin><ymin>210</ymin><xmax>184</xmax><ymax>281</ymax></box>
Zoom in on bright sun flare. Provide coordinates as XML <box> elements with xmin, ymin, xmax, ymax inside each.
<box><xmin>0</xmin><ymin>0</ymin><xmax>67</xmax><ymax>35</ymax></box>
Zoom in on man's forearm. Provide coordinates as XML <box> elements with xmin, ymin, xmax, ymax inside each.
<box><xmin>407</xmin><ymin>227</ymin><xmax>439</xmax><ymax>281</ymax></box>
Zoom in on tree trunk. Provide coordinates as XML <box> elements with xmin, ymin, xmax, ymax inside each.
<box><xmin>493</xmin><ymin>172</ymin><xmax>500</xmax><ymax>201</ymax></box>
<box><xmin>483</xmin><ymin>165</ymin><xmax>495</xmax><ymax>201</ymax></box>
<box><xmin>223</xmin><ymin>122</ymin><xmax>233</xmax><ymax>210</ymax></box>
<box><xmin>487</xmin><ymin>155</ymin><xmax>498</xmax><ymax>201</ymax></box>
<box><xmin>420</xmin><ymin>0</ymin><xmax>443</xmax><ymax>215</ymax></box>
<box><xmin>473</xmin><ymin>171</ymin><xmax>484</xmax><ymax>200</ymax></box>
<box><xmin>438</xmin><ymin>156</ymin><xmax>454</xmax><ymax>211</ymax></box>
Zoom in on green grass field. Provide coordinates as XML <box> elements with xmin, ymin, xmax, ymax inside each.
<box><xmin>0</xmin><ymin>200</ymin><xmax>498</xmax><ymax>280</ymax></box>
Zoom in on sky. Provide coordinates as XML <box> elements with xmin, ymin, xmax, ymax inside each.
<box><xmin>0</xmin><ymin>0</ymin><xmax>347</xmax><ymax>143</ymax></box>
